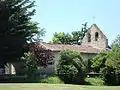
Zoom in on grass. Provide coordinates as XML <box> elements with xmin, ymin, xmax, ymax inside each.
<box><xmin>85</xmin><ymin>77</ymin><xmax>105</xmax><ymax>86</ymax></box>
<box><xmin>0</xmin><ymin>83</ymin><xmax>120</xmax><ymax>90</ymax></box>
<box><xmin>39</xmin><ymin>75</ymin><xmax>105</xmax><ymax>85</ymax></box>
<box><xmin>2</xmin><ymin>75</ymin><xmax>105</xmax><ymax>85</ymax></box>
<box><xmin>40</xmin><ymin>75</ymin><xmax>64</xmax><ymax>84</ymax></box>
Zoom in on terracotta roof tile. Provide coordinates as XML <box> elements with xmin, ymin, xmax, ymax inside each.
<box><xmin>38</xmin><ymin>42</ymin><xmax>102</xmax><ymax>54</ymax></box>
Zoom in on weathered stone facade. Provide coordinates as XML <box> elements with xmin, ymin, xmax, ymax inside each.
<box><xmin>82</xmin><ymin>24</ymin><xmax>108</xmax><ymax>50</ymax></box>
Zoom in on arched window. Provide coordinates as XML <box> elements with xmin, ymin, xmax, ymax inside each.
<box><xmin>95</xmin><ymin>32</ymin><xmax>99</xmax><ymax>41</ymax></box>
<box><xmin>88</xmin><ymin>33</ymin><xmax>91</xmax><ymax>42</ymax></box>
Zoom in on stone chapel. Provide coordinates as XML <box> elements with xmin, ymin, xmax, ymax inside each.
<box><xmin>4</xmin><ymin>24</ymin><xmax>109</xmax><ymax>74</ymax></box>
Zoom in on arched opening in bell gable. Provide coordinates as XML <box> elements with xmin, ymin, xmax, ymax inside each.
<box><xmin>88</xmin><ymin>33</ymin><xmax>91</xmax><ymax>42</ymax></box>
<box><xmin>95</xmin><ymin>32</ymin><xmax>99</xmax><ymax>41</ymax></box>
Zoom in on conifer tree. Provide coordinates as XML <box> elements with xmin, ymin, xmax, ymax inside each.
<box><xmin>0</xmin><ymin>0</ymin><xmax>43</xmax><ymax>64</ymax></box>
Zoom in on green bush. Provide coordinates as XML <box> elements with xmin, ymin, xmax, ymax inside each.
<box><xmin>102</xmin><ymin>66</ymin><xmax>120</xmax><ymax>85</ymax></box>
<box><xmin>54</xmin><ymin>50</ymin><xmax>87</xmax><ymax>84</ymax></box>
<box><xmin>91</xmin><ymin>51</ymin><xmax>109</xmax><ymax>73</ymax></box>
<box><xmin>21</xmin><ymin>52</ymin><xmax>38</xmax><ymax>77</ymax></box>
<box><xmin>91</xmin><ymin>47</ymin><xmax>120</xmax><ymax>85</ymax></box>
<box><xmin>103</xmin><ymin>47</ymin><xmax>120</xmax><ymax>85</ymax></box>
<box><xmin>40</xmin><ymin>75</ymin><xmax>64</xmax><ymax>84</ymax></box>
<box><xmin>85</xmin><ymin>77</ymin><xmax>105</xmax><ymax>86</ymax></box>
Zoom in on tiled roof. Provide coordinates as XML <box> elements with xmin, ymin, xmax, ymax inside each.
<box><xmin>38</xmin><ymin>42</ymin><xmax>102</xmax><ymax>54</ymax></box>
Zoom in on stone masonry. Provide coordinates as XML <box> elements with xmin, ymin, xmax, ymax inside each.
<box><xmin>82</xmin><ymin>24</ymin><xmax>108</xmax><ymax>50</ymax></box>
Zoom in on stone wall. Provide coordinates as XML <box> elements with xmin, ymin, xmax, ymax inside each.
<box><xmin>81</xmin><ymin>53</ymin><xmax>97</xmax><ymax>61</ymax></box>
<box><xmin>6</xmin><ymin>51</ymin><xmax>98</xmax><ymax>75</ymax></box>
<box><xmin>82</xmin><ymin>24</ymin><xmax>108</xmax><ymax>50</ymax></box>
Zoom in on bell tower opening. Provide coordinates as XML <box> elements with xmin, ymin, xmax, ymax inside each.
<box><xmin>82</xmin><ymin>24</ymin><xmax>108</xmax><ymax>50</ymax></box>
<box><xmin>95</xmin><ymin>32</ymin><xmax>99</xmax><ymax>41</ymax></box>
<box><xmin>88</xmin><ymin>33</ymin><xmax>91</xmax><ymax>42</ymax></box>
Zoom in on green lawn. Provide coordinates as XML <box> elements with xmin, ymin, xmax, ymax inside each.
<box><xmin>0</xmin><ymin>83</ymin><xmax>120</xmax><ymax>90</ymax></box>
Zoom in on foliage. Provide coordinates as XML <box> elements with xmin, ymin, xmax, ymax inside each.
<box><xmin>71</xmin><ymin>31</ymin><xmax>82</xmax><ymax>45</ymax></box>
<box><xmin>0</xmin><ymin>75</ymin><xmax>40</xmax><ymax>83</ymax></box>
<box><xmin>21</xmin><ymin>52</ymin><xmax>37</xmax><ymax>76</ymax></box>
<box><xmin>52</xmin><ymin>32</ymin><xmax>72</xmax><ymax>44</ymax></box>
<box><xmin>91</xmin><ymin>51</ymin><xmax>109</xmax><ymax>73</ymax></box>
<box><xmin>50</xmin><ymin>22</ymin><xmax>88</xmax><ymax>45</ymax></box>
<box><xmin>20</xmin><ymin>43</ymin><xmax>54</xmax><ymax>76</ymax></box>
<box><xmin>0</xmin><ymin>0</ymin><xmax>45</xmax><ymax>65</ymax></box>
<box><xmin>31</xmin><ymin>28</ymin><xmax>46</xmax><ymax>42</ymax></box>
<box><xmin>111</xmin><ymin>34</ymin><xmax>120</xmax><ymax>48</ymax></box>
<box><xmin>81</xmin><ymin>22</ymin><xmax>88</xmax><ymax>40</ymax></box>
<box><xmin>1</xmin><ymin>75</ymin><xmax>63</xmax><ymax>83</ymax></box>
<box><xmin>29</xmin><ymin>43</ymin><xmax>54</xmax><ymax>67</ymax></box>
<box><xmin>55</xmin><ymin>50</ymin><xmax>86</xmax><ymax>84</ymax></box>
<box><xmin>40</xmin><ymin>75</ymin><xmax>64</xmax><ymax>84</ymax></box>
<box><xmin>103</xmin><ymin>47</ymin><xmax>120</xmax><ymax>85</ymax></box>
<box><xmin>85</xmin><ymin>77</ymin><xmax>105</xmax><ymax>86</ymax></box>
<box><xmin>91</xmin><ymin>46</ymin><xmax>120</xmax><ymax>85</ymax></box>
<box><xmin>105</xmin><ymin>47</ymin><xmax>120</xmax><ymax>73</ymax></box>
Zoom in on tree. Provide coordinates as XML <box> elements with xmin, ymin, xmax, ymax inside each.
<box><xmin>91</xmin><ymin>47</ymin><xmax>120</xmax><ymax>85</ymax></box>
<box><xmin>21</xmin><ymin>43</ymin><xmax>54</xmax><ymax>76</ymax></box>
<box><xmin>55</xmin><ymin>50</ymin><xmax>86</xmax><ymax>84</ymax></box>
<box><xmin>81</xmin><ymin>22</ymin><xmax>88</xmax><ymax>40</ymax></box>
<box><xmin>52</xmin><ymin>32</ymin><xmax>72</xmax><ymax>44</ymax></box>
<box><xmin>29</xmin><ymin>43</ymin><xmax>54</xmax><ymax>67</ymax></box>
<box><xmin>21</xmin><ymin>52</ymin><xmax>38</xmax><ymax>77</ymax></box>
<box><xmin>91</xmin><ymin>51</ymin><xmax>109</xmax><ymax>73</ymax></box>
<box><xmin>50</xmin><ymin>22</ymin><xmax>88</xmax><ymax>45</ymax></box>
<box><xmin>31</xmin><ymin>28</ymin><xmax>46</xmax><ymax>42</ymax></box>
<box><xmin>71</xmin><ymin>31</ymin><xmax>81</xmax><ymax>45</ymax></box>
<box><xmin>104</xmin><ymin>47</ymin><xmax>120</xmax><ymax>85</ymax></box>
<box><xmin>111</xmin><ymin>34</ymin><xmax>120</xmax><ymax>48</ymax></box>
<box><xmin>0</xmin><ymin>0</ymin><xmax>45</xmax><ymax>65</ymax></box>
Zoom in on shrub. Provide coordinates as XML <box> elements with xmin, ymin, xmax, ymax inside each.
<box><xmin>91</xmin><ymin>47</ymin><xmax>120</xmax><ymax>85</ymax></box>
<box><xmin>55</xmin><ymin>50</ymin><xmax>86</xmax><ymax>84</ymax></box>
<box><xmin>29</xmin><ymin>43</ymin><xmax>54</xmax><ymax>67</ymax></box>
<box><xmin>85</xmin><ymin>77</ymin><xmax>105</xmax><ymax>86</ymax></box>
<box><xmin>91</xmin><ymin>51</ymin><xmax>109</xmax><ymax>73</ymax></box>
<box><xmin>21</xmin><ymin>52</ymin><xmax>38</xmax><ymax>77</ymax></box>
<box><xmin>102</xmin><ymin>67</ymin><xmax>118</xmax><ymax>85</ymax></box>
<box><xmin>40</xmin><ymin>75</ymin><xmax>64</xmax><ymax>84</ymax></box>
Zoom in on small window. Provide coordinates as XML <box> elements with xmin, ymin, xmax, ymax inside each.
<box><xmin>95</xmin><ymin>32</ymin><xmax>99</xmax><ymax>41</ymax></box>
<box><xmin>88</xmin><ymin>33</ymin><xmax>91</xmax><ymax>42</ymax></box>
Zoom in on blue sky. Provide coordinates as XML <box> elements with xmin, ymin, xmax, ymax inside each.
<box><xmin>32</xmin><ymin>0</ymin><xmax>120</xmax><ymax>45</ymax></box>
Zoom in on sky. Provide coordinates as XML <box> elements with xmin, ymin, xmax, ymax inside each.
<box><xmin>32</xmin><ymin>0</ymin><xmax>120</xmax><ymax>45</ymax></box>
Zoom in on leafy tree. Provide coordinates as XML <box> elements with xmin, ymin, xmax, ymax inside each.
<box><xmin>71</xmin><ymin>31</ymin><xmax>81</xmax><ymax>45</ymax></box>
<box><xmin>51</xmin><ymin>22</ymin><xmax>88</xmax><ymax>45</ymax></box>
<box><xmin>55</xmin><ymin>50</ymin><xmax>86</xmax><ymax>84</ymax></box>
<box><xmin>111</xmin><ymin>34</ymin><xmax>120</xmax><ymax>48</ymax></box>
<box><xmin>104</xmin><ymin>47</ymin><xmax>120</xmax><ymax>85</ymax></box>
<box><xmin>31</xmin><ymin>28</ymin><xmax>46</xmax><ymax>42</ymax></box>
<box><xmin>21</xmin><ymin>52</ymin><xmax>37</xmax><ymax>77</ymax></box>
<box><xmin>73</xmin><ymin>22</ymin><xmax>88</xmax><ymax>44</ymax></box>
<box><xmin>91</xmin><ymin>51</ymin><xmax>109</xmax><ymax>73</ymax></box>
<box><xmin>91</xmin><ymin>47</ymin><xmax>120</xmax><ymax>85</ymax></box>
<box><xmin>0</xmin><ymin>0</ymin><xmax>45</xmax><ymax>65</ymax></box>
<box><xmin>29</xmin><ymin>43</ymin><xmax>54</xmax><ymax>67</ymax></box>
<box><xmin>52</xmin><ymin>32</ymin><xmax>72</xmax><ymax>44</ymax></box>
<box><xmin>81</xmin><ymin>22</ymin><xmax>88</xmax><ymax>40</ymax></box>
<box><xmin>21</xmin><ymin>43</ymin><xmax>54</xmax><ymax>76</ymax></box>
